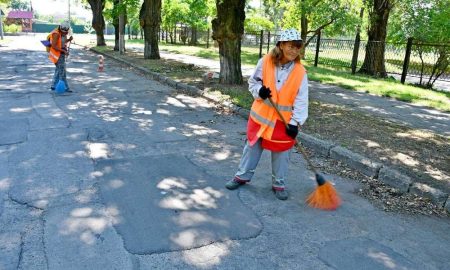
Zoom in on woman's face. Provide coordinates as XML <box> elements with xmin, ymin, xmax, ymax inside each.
<box><xmin>280</xmin><ymin>41</ymin><xmax>302</xmax><ymax>63</ymax></box>
<box><xmin>60</xmin><ymin>28</ymin><xmax>69</xmax><ymax>36</ymax></box>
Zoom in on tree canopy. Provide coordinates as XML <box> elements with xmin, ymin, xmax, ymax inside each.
<box><xmin>5</xmin><ymin>0</ymin><xmax>29</xmax><ymax>10</ymax></box>
<box><xmin>80</xmin><ymin>0</ymin><xmax>448</xmax><ymax>85</ymax></box>
<box><xmin>388</xmin><ymin>0</ymin><xmax>450</xmax><ymax>44</ymax></box>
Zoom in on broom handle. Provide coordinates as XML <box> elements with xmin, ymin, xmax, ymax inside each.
<box><xmin>268</xmin><ymin>97</ymin><xmax>318</xmax><ymax>175</ymax></box>
<box><xmin>65</xmin><ymin>41</ymin><xmax>71</xmax><ymax>61</ymax></box>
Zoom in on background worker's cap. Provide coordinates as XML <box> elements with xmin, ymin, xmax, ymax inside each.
<box><xmin>277</xmin><ymin>29</ymin><xmax>302</xmax><ymax>44</ymax></box>
<box><xmin>60</xmin><ymin>21</ymin><xmax>70</xmax><ymax>31</ymax></box>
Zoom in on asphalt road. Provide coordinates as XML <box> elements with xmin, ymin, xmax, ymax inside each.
<box><xmin>0</xmin><ymin>35</ymin><xmax>449</xmax><ymax>270</ymax></box>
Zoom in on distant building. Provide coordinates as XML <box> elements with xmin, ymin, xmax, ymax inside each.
<box><xmin>6</xmin><ymin>10</ymin><xmax>33</xmax><ymax>32</ymax></box>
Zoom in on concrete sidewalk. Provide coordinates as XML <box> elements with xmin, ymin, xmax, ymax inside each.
<box><xmin>1</xmin><ymin>35</ymin><xmax>449</xmax><ymax>270</ymax></box>
<box><xmin>126</xmin><ymin>43</ymin><xmax>450</xmax><ymax>137</ymax></box>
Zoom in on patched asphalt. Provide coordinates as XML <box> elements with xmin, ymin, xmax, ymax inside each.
<box><xmin>0</xmin><ymin>35</ymin><xmax>449</xmax><ymax>269</ymax></box>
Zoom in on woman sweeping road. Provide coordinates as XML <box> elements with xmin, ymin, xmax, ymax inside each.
<box><xmin>225</xmin><ymin>29</ymin><xmax>309</xmax><ymax>200</ymax></box>
<box><xmin>48</xmin><ymin>21</ymin><xmax>73</xmax><ymax>92</ymax></box>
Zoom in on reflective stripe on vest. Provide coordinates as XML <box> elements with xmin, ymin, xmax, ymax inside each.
<box><xmin>247</xmin><ymin>54</ymin><xmax>305</xmax><ymax>148</ymax></box>
<box><xmin>48</xmin><ymin>30</ymin><xmax>61</xmax><ymax>64</ymax></box>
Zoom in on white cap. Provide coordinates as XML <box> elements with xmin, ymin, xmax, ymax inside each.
<box><xmin>278</xmin><ymin>29</ymin><xmax>302</xmax><ymax>42</ymax></box>
<box><xmin>60</xmin><ymin>21</ymin><xmax>70</xmax><ymax>31</ymax></box>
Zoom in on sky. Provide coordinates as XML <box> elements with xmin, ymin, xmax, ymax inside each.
<box><xmin>31</xmin><ymin>0</ymin><xmax>91</xmax><ymax>20</ymax></box>
<box><xmin>29</xmin><ymin>0</ymin><xmax>261</xmax><ymax>21</ymax></box>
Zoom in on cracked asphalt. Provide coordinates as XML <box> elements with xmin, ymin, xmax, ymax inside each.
<box><xmin>0</xmin><ymin>35</ymin><xmax>449</xmax><ymax>270</ymax></box>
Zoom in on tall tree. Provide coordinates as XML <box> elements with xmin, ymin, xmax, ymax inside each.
<box><xmin>139</xmin><ymin>0</ymin><xmax>161</xmax><ymax>59</ymax></box>
<box><xmin>8</xmin><ymin>0</ymin><xmax>28</xmax><ymax>10</ymax></box>
<box><xmin>185</xmin><ymin>0</ymin><xmax>209</xmax><ymax>45</ymax></box>
<box><xmin>262</xmin><ymin>0</ymin><xmax>283</xmax><ymax>31</ymax></box>
<box><xmin>87</xmin><ymin>0</ymin><xmax>106</xmax><ymax>46</ymax></box>
<box><xmin>358</xmin><ymin>0</ymin><xmax>394</xmax><ymax>77</ymax></box>
<box><xmin>244</xmin><ymin>3</ymin><xmax>274</xmax><ymax>32</ymax></box>
<box><xmin>112</xmin><ymin>0</ymin><xmax>120</xmax><ymax>50</ymax></box>
<box><xmin>389</xmin><ymin>0</ymin><xmax>449</xmax><ymax>88</ymax></box>
<box><xmin>108</xmin><ymin>0</ymin><xmax>130</xmax><ymax>51</ymax></box>
<box><xmin>212</xmin><ymin>0</ymin><xmax>245</xmax><ymax>85</ymax></box>
<box><xmin>161</xmin><ymin>0</ymin><xmax>189</xmax><ymax>44</ymax></box>
<box><xmin>283</xmin><ymin>0</ymin><xmax>360</xmax><ymax>48</ymax></box>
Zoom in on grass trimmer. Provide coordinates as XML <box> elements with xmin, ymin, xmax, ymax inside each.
<box><xmin>268</xmin><ymin>97</ymin><xmax>341</xmax><ymax>210</ymax></box>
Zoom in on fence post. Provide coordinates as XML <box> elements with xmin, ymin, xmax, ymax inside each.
<box><xmin>314</xmin><ymin>30</ymin><xmax>321</xmax><ymax>67</ymax></box>
<box><xmin>206</xmin><ymin>28</ymin><xmax>210</xmax><ymax>48</ymax></box>
<box><xmin>267</xmin><ymin>31</ymin><xmax>271</xmax><ymax>53</ymax></box>
<box><xmin>259</xmin><ymin>30</ymin><xmax>264</xmax><ymax>58</ymax></box>
<box><xmin>401</xmin><ymin>37</ymin><xmax>413</xmax><ymax>84</ymax></box>
<box><xmin>351</xmin><ymin>32</ymin><xmax>361</xmax><ymax>74</ymax></box>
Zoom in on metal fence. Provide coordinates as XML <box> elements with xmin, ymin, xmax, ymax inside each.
<box><xmin>32</xmin><ymin>23</ymin><xmax>87</xmax><ymax>34</ymax></box>
<box><xmin>408</xmin><ymin>43</ymin><xmax>450</xmax><ymax>84</ymax></box>
<box><xmin>158</xmin><ymin>28</ymin><xmax>450</xmax><ymax>83</ymax></box>
<box><xmin>306</xmin><ymin>36</ymin><xmax>450</xmax><ymax>83</ymax></box>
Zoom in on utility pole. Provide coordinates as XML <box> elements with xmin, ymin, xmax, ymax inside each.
<box><xmin>68</xmin><ymin>0</ymin><xmax>71</xmax><ymax>24</ymax></box>
<box><xmin>0</xmin><ymin>9</ymin><xmax>4</xmax><ymax>40</ymax></box>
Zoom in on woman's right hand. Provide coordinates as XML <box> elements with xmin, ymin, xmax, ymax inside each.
<box><xmin>258</xmin><ymin>86</ymin><xmax>272</xmax><ymax>100</ymax></box>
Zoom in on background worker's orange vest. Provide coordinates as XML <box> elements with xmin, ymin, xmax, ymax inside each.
<box><xmin>48</xmin><ymin>30</ymin><xmax>62</xmax><ymax>64</ymax></box>
<box><xmin>247</xmin><ymin>54</ymin><xmax>306</xmax><ymax>151</ymax></box>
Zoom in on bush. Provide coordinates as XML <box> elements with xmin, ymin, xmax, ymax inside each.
<box><xmin>4</xmin><ymin>24</ymin><xmax>22</xmax><ymax>33</ymax></box>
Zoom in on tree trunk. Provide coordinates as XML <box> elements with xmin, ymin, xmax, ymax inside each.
<box><xmin>300</xmin><ymin>7</ymin><xmax>308</xmax><ymax>42</ymax></box>
<box><xmin>300</xmin><ymin>11</ymin><xmax>308</xmax><ymax>59</ymax></box>
<box><xmin>113</xmin><ymin>0</ymin><xmax>127</xmax><ymax>52</ymax></box>
<box><xmin>212</xmin><ymin>0</ymin><xmax>245</xmax><ymax>85</ymax></box>
<box><xmin>358</xmin><ymin>0</ymin><xmax>393</xmax><ymax>77</ymax></box>
<box><xmin>189</xmin><ymin>27</ymin><xmax>198</xmax><ymax>45</ymax></box>
<box><xmin>171</xmin><ymin>26</ymin><xmax>175</xmax><ymax>44</ymax></box>
<box><xmin>169</xmin><ymin>28</ymin><xmax>173</xmax><ymax>43</ymax></box>
<box><xmin>87</xmin><ymin>0</ymin><xmax>106</xmax><ymax>46</ymax></box>
<box><xmin>139</xmin><ymin>0</ymin><xmax>161</xmax><ymax>59</ymax></box>
<box><xmin>118</xmin><ymin>0</ymin><xmax>125</xmax><ymax>55</ymax></box>
<box><xmin>113</xmin><ymin>24</ymin><xmax>119</xmax><ymax>49</ymax></box>
<box><xmin>113</xmin><ymin>0</ymin><xmax>119</xmax><ymax>50</ymax></box>
<box><xmin>427</xmin><ymin>48</ymin><xmax>449</xmax><ymax>88</ymax></box>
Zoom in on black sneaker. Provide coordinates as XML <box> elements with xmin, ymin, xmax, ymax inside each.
<box><xmin>225</xmin><ymin>178</ymin><xmax>247</xmax><ymax>190</ymax></box>
<box><xmin>66</xmin><ymin>88</ymin><xmax>73</xmax><ymax>92</ymax></box>
<box><xmin>273</xmin><ymin>189</ymin><xmax>288</xmax><ymax>200</ymax></box>
<box><xmin>50</xmin><ymin>87</ymin><xmax>55</xmax><ymax>91</ymax></box>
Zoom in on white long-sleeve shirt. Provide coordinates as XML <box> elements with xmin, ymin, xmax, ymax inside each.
<box><xmin>248</xmin><ymin>57</ymin><xmax>309</xmax><ymax>126</ymax></box>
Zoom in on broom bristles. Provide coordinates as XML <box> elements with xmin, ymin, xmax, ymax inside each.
<box><xmin>306</xmin><ymin>181</ymin><xmax>341</xmax><ymax>210</ymax></box>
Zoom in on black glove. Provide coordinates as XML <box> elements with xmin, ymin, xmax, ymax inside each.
<box><xmin>258</xmin><ymin>86</ymin><xmax>272</xmax><ymax>100</ymax></box>
<box><xmin>286</xmin><ymin>124</ymin><xmax>298</xmax><ymax>139</ymax></box>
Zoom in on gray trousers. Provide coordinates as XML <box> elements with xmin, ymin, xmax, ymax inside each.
<box><xmin>235</xmin><ymin>139</ymin><xmax>291</xmax><ymax>190</ymax></box>
<box><xmin>51</xmin><ymin>54</ymin><xmax>69</xmax><ymax>89</ymax></box>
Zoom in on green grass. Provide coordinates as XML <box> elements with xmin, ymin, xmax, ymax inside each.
<box><xmin>101</xmin><ymin>39</ymin><xmax>450</xmax><ymax>112</ymax></box>
<box><xmin>93</xmin><ymin>46</ymin><xmax>109</xmax><ymax>53</ymax></box>
<box><xmin>304</xmin><ymin>63</ymin><xmax>450</xmax><ymax>110</ymax></box>
<box><xmin>206</xmin><ymin>86</ymin><xmax>254</xmax><ymax>109</ymax></box>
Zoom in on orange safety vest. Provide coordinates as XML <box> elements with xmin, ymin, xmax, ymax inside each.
<box><xmin>48</xmin><ymin>30</ymin><xmax>62</xmax><ymax>64</ymax></box>
<box><xmin>247</xmin><ymin>54</ymin><xmax>306</xmax><ymax>152</ymax></box>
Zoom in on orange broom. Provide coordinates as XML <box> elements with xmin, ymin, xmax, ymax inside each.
<box><xmin>268</xmin><ymin>97</ymin><xmax>341</xmax><ymax>210</ymax></box>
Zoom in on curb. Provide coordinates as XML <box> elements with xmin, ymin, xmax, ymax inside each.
<box><xmin>88</xmin><ymin>47</ymin><xmax>449</xmax><ymax>213</ymax></box>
